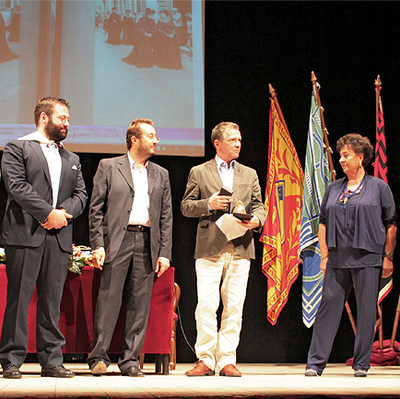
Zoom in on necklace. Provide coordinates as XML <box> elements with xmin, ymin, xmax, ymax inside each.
<box><xmin>339</xmin><ymin>177</ymin><xmax>365</xmax><ymax>209</ymax></box>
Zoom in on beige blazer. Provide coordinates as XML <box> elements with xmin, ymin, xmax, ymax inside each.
<box><xmin>181</xmin><ymin>158</ymin><xmax>266</xmax><ymax>259</ymax></box>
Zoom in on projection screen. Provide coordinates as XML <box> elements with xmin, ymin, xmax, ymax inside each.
<box><xmin>0</xmin><ymin>0</ymin><xmax>204</xmax><ymax>156</ymax></box>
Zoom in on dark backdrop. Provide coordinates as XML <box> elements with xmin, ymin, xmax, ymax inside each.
<box><xmin>1</xmin><ymin>1</ymin><xmax>400</xmax><ymax>364</ymax></box>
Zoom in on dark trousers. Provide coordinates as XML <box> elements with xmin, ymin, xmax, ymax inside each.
<box><xmin>0</xmin><ymin>234</ymin><xmax>69</xmax><ymax>368</ymax></box>
<box><xmin>306</xmin><ymin>266</ymin><xmax>380</xmax><ymax>374</ymax></box>
<box><xmin>87</xmin><ymin>230</ymin><xmax>154</xmax><ymax>373</ymax></box>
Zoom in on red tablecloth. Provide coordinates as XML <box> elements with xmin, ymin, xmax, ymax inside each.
<box><xmin>0</xmin><ymin>264</ymin><xmax>174</xmax><ymax>354</ymax></box>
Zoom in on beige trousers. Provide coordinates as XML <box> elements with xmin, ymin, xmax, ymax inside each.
<box><xmin>194</xmin><ymin>242</ymin><xmax>250</xmax><ymax>371</ymax></box>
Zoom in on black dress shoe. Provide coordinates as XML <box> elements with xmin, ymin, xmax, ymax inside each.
<box><xmin>3</xmin><ymin>365</ymin><xmax>21</xmax><ymax>379</ymax></box>
<box><xmin>41</xmin><ymin>365</ymin><xmax>75</xmax><ymax>378</ymax></box>
<box><xmin>122</xmin><ymin>366</ymin><xmax>145</xmax><ymax>377</ymax></box>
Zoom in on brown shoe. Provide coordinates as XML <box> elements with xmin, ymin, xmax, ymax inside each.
<box><xmin>219</xmin><ymin>364</ymin><xmax>242</xmax><ymax>377</ymax></box>
<box><xmin>41</xmin><ymin>365</ymin><xmax>75</xmax><ymax>378</ymax></box>
<box><xmin>185</xmin><ymin>361</ymin><xmax>215</xmax><ymax>376</ymax></box>
<box><xmin>3</xmin><ymin>365</ymin><xmax>21</xmax><ymax>379</ymax></box>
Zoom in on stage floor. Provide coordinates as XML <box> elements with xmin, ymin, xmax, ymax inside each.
<box><xmin>1</xmin><ymin>363</ymin><xmax>400</xmax><ymax>398</ymax></box>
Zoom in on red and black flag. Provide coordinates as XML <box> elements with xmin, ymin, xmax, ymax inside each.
<box><xmin>374</xmin><ymin>75</ymin><xmax>388</xmax><ymax>183</ymax></box>
<box><xmin>374</xmin><ymin>75</ymin><xmax>392</xmax><ymax>334</ymax></box>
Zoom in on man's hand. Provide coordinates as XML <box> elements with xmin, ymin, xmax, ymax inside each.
<box><xmin>382</xmin><ymin>256</ymin><xmax>394</xmax><ymax>278</ymax></box>
<box><xmin>208</xmin><ymin>191</ymin><xmax>232</xmax><ymax>210</ymax></box>
<box><xmin>40</xmin><ymin>209</ymin><xmax>72</xmax><ymax>230</ymax></box>
<box><xmin>155</xmin><ymin>257</ymin><xmax>170</xmax><ymax>277</ymax></box>
<box><xmin>92</xmin><ymin>248</ymin><xmax>105</xmax><ymax>270</ymax></box>
<box><xmin>235</xmin><ymin>215</ymin><xmax>260</xmax><ymax>230</ymax></box>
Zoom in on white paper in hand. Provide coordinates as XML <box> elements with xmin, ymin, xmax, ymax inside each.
<box><xmin>215</xmin><ymin>214</ymin><xmax>248</xmax><ymax>241</ymax></box>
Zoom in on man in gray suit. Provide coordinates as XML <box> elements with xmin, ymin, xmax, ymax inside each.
<box><xmin>181</xmin><ymin>122</ymin><xmax>266</xmax><ymax>377</ymax></box>
<box><xmin>87</xmin><ymin>118</ymin><xmax>172</xmax><ymax>377</ymax></box>
<box><xmin>0</xmin><ymin>97</ymin><xmax>88</xmax><ymax>378</ymax></box>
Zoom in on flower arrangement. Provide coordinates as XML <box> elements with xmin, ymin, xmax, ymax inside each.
<box><xmin>68</xmin><ymin>244</ymin><xmax>93</xmax><ymax>275</ymax></box>
<box><xmin>0</xmin><ymin>245</ymin><xmax>92</xmax><ymax>274</ymax></box>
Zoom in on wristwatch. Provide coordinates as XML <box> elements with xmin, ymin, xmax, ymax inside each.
<box><xmin>384</xmin><ymin>252</ymin><xmax>394</xmax><ymax>261</ymax></box>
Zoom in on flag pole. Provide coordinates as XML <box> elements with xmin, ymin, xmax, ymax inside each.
<box><xmin>375</xmin><ymin>75</ymin><xmax>384</xmax><ymax>349</ymax></box>
<box><xmin>375</xmin><ymin>75</ymin><xmax>382</xmax><ymax>129</ymax></box>
<box><xmin>311</xmin><ymin>71</ymin><xmax>336</xmax><ymax>181</ymax></box>
<box><xmin>269</xmin><ymin>84</ymin><xmax>289</xmax><ymax>133</ymax></box>
<box><xmin>311</xmin><ymin>71</ymin><xmax>357</xmax><ymax>336</ymax></box>
<box><xmin>390</xmin><ymin>295</ymin><xmax>400</xmax><ymax>348</ymax></box>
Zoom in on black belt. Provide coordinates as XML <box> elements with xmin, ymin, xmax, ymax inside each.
<box><xmin>127</xmin><ymin>225</ymin><xmax>150</xmax><ymax>232</ymax></box>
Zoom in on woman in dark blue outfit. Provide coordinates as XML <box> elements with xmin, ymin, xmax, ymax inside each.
<box><xmin>305</xmin><ymin>133</ymin><xmax>397</xmax><ymax>378</ymax></box>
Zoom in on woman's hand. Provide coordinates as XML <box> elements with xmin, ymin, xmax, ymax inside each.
<box><xmin>318</xmin><ymin>224</ymin><xmax>328</xmax><ymax>275</ymax></box>
<box><xmin>382</xmin><ymin>256</ymin><xmax>394</xmax><ymax>278</ymax></box>
<box><xmin>320</xmin><ymin>258</ymin><xmax>328</xmax><ymax>274</ymax></box>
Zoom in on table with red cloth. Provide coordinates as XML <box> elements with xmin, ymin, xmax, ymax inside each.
<box><xmin>0</xmin><ymin>264</ymin><xmax>174</xmax><ymax>372</ymax></box>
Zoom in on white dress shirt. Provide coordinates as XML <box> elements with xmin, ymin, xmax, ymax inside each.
<box><xmin>215</xmin><ymin>155</ymin><xmax>235</xmax><ymax>190</ymax></box>
<box><xmin>42</xmin><ymin>143</ymin><xmax>62</xmax><ymax>208</ymax></box>
<box><xmin>128</xmin><ymin>152</ymin><xmax>150</xmax><ymax>226</ymax></box>
<box><xmin>18</xmin><ymin>131</ymin><xmax>62</xmax><ymax>208</ymax></box>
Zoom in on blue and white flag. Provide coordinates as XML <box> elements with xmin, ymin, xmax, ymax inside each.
<box><xmin>300</xmin><ymin>90</ymin><xmax>332</xmax><ymax>328</ymax></box>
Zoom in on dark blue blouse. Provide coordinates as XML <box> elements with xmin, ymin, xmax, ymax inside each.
<box><xmin>320</xmin><ymin>174</ymin><xmax>397</xmax><ymax>269</ymax></box>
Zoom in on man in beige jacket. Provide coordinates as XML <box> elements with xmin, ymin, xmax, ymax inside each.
<box><xmin>181</xmin><ymin>122</ymin><xmax>266</xmax><ymax>377</ymax></box>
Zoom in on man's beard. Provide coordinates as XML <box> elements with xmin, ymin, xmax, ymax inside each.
<box><xmin>138</xmin><ymin>141</ymin><xmax>155</xmax><ymax>159</ymax></box>
<box><xmin>45</xmin><ymin>118</ymin><xmax>68</xmax><ymax>142</ymax></box>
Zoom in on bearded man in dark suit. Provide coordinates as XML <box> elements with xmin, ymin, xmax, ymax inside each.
<box><xmin>0</xmin><ymin>97</ymin><xmax>88</xmax><ymax>379</ymax></box>
<box><xmin>181</xmin><ymin>122</ymin><xmax>266</xmax><ymax>377</ymax></box>
<box><xmin>87</xmin><ymin>118</ymin><xmax>172</xmax><ymax>377</ymax></box>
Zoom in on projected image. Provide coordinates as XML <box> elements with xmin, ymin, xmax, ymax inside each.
<box><xmin>0</xmin><ymin>3</ymin><xmax>19</xmax><ymax>124</ymax></box>
<box><xmin>0</xmin><ymin>6</ymin><xmax>19</xmax><ymax>63</ymax></box>
<box><xmin>0</xmin><ymin>0</ymin><xmax>204</xmax><ymax>156</ymax></box>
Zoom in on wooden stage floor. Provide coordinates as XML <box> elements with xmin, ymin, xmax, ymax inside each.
<box><xmin>1</xmin><ymin>363</ymin><xmax>400</xmax><ymax>398</ymax></box>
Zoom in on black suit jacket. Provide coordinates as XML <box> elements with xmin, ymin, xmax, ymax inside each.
<box><xmin>89</xmin><ymin>154</ymin><xmax>173</xmax><ymax>268</ymax></box>
<box><xmin>0</xmin><ymin>140</ymin><xmax>88</xmax><ymax>253</ymax></box>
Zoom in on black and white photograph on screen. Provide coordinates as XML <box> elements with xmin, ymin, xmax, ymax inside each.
<box><xmin>0</xmin><ymin>2</ymin><xmax>19</xmax><ymax>123</ymax></box>
<box><xmin>0</xmin><ymin>0</ymin><xmax>204</xmax><ymax>156</ymax></box>
<box><xmin>93</xmin><ymin>0</ymin><xmax>192</xmax><ymax>128</ymax></box>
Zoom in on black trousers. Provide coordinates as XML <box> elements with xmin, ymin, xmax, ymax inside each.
<box><xmin>0</xmin><ymin>234</ymin><xmax>69</xmax><ymax>368</ymax></box>
<box><xmin>87</xmin><ymin>229</ymin><xmax>154</xmax><ymax>373</ymax></box>
<box><xmin>306</xmin><ymin>266</ymin><xmax>380</xmax><ymax>374</ymax></box>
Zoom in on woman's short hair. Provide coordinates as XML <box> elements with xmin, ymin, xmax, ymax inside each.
<box><xmin>336</xmin><ymin>133</ymin><xmax>374</xmax><ymax>167</ymax></box>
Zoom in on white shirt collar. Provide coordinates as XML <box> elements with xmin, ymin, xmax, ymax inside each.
<box><xmin>127</xmin><ymin>152</ymin><xmax>148</xmax><ymax>171</ymax></box>
<box><xmin>18</xmin><ymin>131</ymin><xmax>64</xmax><ymax>148</ymax></box>
<box><xmin>215</xmin><ymin>155</ymin><xmax>235</xmax><ymax>170</ymax></box>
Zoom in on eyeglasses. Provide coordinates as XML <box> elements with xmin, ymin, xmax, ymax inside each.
<box><xmin>144</xmin><ymin>134</ymin><xmax>160</xmax><ymax>143</ymax></box>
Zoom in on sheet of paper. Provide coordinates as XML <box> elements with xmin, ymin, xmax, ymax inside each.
<box><xmin>215</xmin><ymin>214</ymin><xmax>248</xmax><ymax>241</ymax></box>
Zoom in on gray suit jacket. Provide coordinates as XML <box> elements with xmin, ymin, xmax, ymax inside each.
<box><xmin>0</xmin><ymin>140</ymin><xmax>88</xmax><ymax>253</ymax></box>
<box><xmin>181</xmin><ymin>158</ymin><xmax>266</xmax><ymax>259</ymax></box>
<box><xmin>89</xmin><ymin>154</ymin><xmax>173</xmax><ymax>268</ymax></box>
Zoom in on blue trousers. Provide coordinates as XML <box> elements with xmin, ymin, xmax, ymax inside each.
<box><xmin>306</xmin><ymin>266</ymin><xmax>380</xmax><ymax>374</ymax></box>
